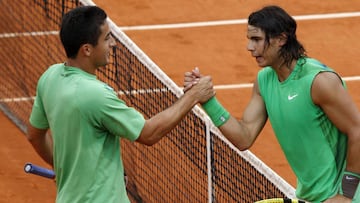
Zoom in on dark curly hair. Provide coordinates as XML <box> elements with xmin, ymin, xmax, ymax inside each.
<box><xmin>248</xmin><ymin>5</ymin><xmax>306</xmax><ymax>68</ymax></box>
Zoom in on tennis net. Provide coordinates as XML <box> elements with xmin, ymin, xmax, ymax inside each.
<box><xmin>0</xmin><ymin>0</ymin><xmax>295</xmax><ymax>202</ymax></box>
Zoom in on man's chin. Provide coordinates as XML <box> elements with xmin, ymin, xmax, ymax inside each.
<box><xmin>256</xmin><ymin>62</ymin><xmax>266</xmax><ymax>68</ymax></box>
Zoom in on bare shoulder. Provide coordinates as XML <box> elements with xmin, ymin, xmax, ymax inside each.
<box><xmin>312</xmin><ymin>71</ymin><xmax>344</xmax><ymax>105</ymax></box>
<box><xmin>313</xmin><ymin>71</ymin><xmax>342</xmax><ymax>84</ymax></box>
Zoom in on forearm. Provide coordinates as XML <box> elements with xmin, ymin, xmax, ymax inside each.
<box><xmin>138</xmin><ymin>75</ymin><xmax>214</xmax><ymax>145</ymax></box>
<box><xmin>139</xmin><ymin>92</ymin><xmax>198</xmax><ymax>145</ymax></box>
<box><xmin>201</xmin><ymin>96</ymin><xmax>265</xmax><ymax>151</ymax></box>
<box><xmin>29</xmin><ymin>133</ymin><xmax>53</xmax><ymax>166</ymax></box>
<box><xmin>27</xmin><ymin>126</ymin><xmax>53</xmax><ymax>166</ymax></box>
<box><xmin>346</xmin><ymin>131</ymin><xmax>360</xmax><ymax>173</ymax></box>
<box><xmin>341</xmin><ymin>131</ymin><xmax>360</xmax><ymax>200</ymax></box>
<box><xmin>218</xmin><ymin>117</ymin><xmax>254</xmax><ymax>151</ymax></box>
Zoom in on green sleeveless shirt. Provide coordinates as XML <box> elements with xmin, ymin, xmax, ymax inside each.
<box><xmin>257</xmin><ymin>57</ymin><xmax>347</xmax><ymax>202</ymax></box>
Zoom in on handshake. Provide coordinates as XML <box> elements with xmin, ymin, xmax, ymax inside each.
<box><xmin>182</xmin><ymin>67</ymin><xmax>215</xmax><ymax>104</ymax></box>
<box><xmin>183</xmin><ymin>67</ymin><xmax>230</xmax><ymax>127</ymax></box>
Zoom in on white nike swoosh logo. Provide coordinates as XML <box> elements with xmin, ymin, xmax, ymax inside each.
<box><xmin>345</xmin><ymin>175</ymin><xmax>356</xmax><ymax>180</ymax></box>
<box><xmin>288</xmin><ymin>94</ymin><xmax>298</xmax><ymax>100</ymax></box>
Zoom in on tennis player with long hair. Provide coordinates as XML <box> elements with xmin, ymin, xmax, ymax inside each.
<box><xmin>184</xmin><ymin>5</ymin><xmax>360</xmax><ymax>203</ymax></box>
<box><xmin>26</xmin><ymin>5</ymin><xmax>215</xmax><ymax>203</ymax></box>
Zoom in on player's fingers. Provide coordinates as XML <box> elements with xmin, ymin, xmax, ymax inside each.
<box><xmin>193</xmin><ymin>76</ymin><xmax>216</xmax><ymax>103</ymax></box>
<box><xmin>184</xmin><ymin>78</ymin><xmax>200</xmax><ymax>90</ymax></box>
<box><xmin>184</xmin><ymin>71</ymin><xmax>193</xmax><ymax>77</ymax></box>
<box><xmin>185</xmin><ymin>71</ymin><xmax>199</xmax><ymax>80</ymax></box>
<box><xmin>192</xmin><ymin>67</ymin><xmax>202</xmax><ymax>77</ymax></box>
<box><xmin>183</xmin><ymin>84</ymin><xmax>193</xmax><ymax>92</ymax></box>
<box><xmin>184</xmin><ymin>72</ymin><xmax>200</xmax><ymax>85</ymax></box>
<box><xmin>184</xmin><ymin>76</ymin><xmax>194</xmax><ymax>82</ymax></box>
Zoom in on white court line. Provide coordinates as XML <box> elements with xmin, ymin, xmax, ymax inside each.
<box><xmin>0</xmin><ymin>97</ymin><xmax>35</xmax><ymax>102</ymax></box>
<box><xmin>0</xmin><ymin>31</ymin><xmax>58</xmax><ymax>39</ymax></box>
<box><xmin>1</xmin><ymin>11</ymin><xmax>359</xmax><ymax>101</ymax></box>
<box><xmin>119</xmin><ymin>11</ymin><xmax>360</xmax><ymax>31</ymax></box>
<box><xmin>1</xmin><ymin>76</ymin><xmax>360</xmax><ymax>103</ymax></box>
<box><xmin>213</xmin><ymin>76</ymin><xmax>360</xmax><ymax>90</ymax></box>
<box><xmin>1</xmin><ymin>11</ymin><xmax>360</xmax><ymax>38</ymax></box>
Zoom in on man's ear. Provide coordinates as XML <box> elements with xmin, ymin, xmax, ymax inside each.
<box><xmin>80</xmin><ymin>44</ymin><xmax>92</xmax><ymax>57</ymax></box>
<box><xmin>278</xmin><ymin>33</ymin><xmax>288</xmax><ymax>46</ymax></box>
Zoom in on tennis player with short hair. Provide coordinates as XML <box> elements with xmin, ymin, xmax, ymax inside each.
<box><xmin>26</xmin><ymin>6</ymin><xmax>215</xmax><ymax>203</ymax></box>
<box><xmin>184</xmin><ymin>5</ymin><xmax>360</xmax><ymax>203</ymax></box>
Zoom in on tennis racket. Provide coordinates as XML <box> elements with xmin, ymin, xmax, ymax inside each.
<box><xmin>24</xmin><ymin>162</ymin><xmax>55</xmax><ymax>179</ymax></box>
<box><xmin>255</xmin><ymin>198</ymin><xmax>306</xmax><ymax>203</ymax></box>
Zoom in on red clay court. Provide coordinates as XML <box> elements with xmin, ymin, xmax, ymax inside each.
<box><xmin>1</xmin><ymin>0</ymin><xmax>360</xmax><ymax>202</ymax></box>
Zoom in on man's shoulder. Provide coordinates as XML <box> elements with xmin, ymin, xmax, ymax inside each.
<box><xmin>81</xmin><ymin>79</ymin><xmax>115</xmax><ymax>94</ymax></box>
<box><xmin>79</xmin><ymin>80</ymin><xmax>119</xmax><ymax>104</ymax></box>
<box><xmin>257</xmin><ymin>66</ymin><xmax>275</xmax><ymax>81</ymax></box>
<box><xmin>297</xmin><ymin>58</ymin><xmax>336</xmax><ymax>80</ymax></box>
<box><xmin>37</xmin><ymin>63</ymin><xmax>64</xmax><ymax>85</ymax></box>
<box><xmin>40</xmin><ymin>63</ymin><xmax>64</xmax><ymax>78</ymax></box>
<box><xmin>302</xmin><ymin>57</ymin><xmax>334</xmax><ymax>71</ymax></box>
<box><xmin>46</xmin><ymin>63</ymin><xmax>64</xmax><ymax>72</ymax></box>
<box><xmin>77</xmin><ymin>82</ymin><xmax>123</xmax><ymax>112</ymax></box>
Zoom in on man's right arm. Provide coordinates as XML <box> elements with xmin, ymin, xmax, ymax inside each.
<box><xmin>136</xmin><ymin>75</ymin><xmax>215</xmax><ymax>146</ymax></box>
<box><xmin>26</xmin><ymin>124</ymin><xmax>53</xmax><ymax>166</ymax></box>
<box><xmin>184</xmin><ymin>68</ymin><xmax>267</xmax><ymax>151</ymax></box>
<box><xmin>210</xmin><ymin>80</ymin><xmax>268</xmax><ymax>150</ymax></box>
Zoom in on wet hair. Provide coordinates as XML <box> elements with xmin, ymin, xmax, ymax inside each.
<box><xmin>248</xmin><ymin>5</ymin><xmax>306</xmax><ymax>67</ymax></box>
<box><xmin>60</xmin><ymin>6</ymin><xmax>107</xmax><ymax>58</ymax></box>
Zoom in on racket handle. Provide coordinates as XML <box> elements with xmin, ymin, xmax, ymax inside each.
<box><xmin>24</xmin><ymin>163</ymin><xmax>55</xmax><ymax>179</ymax></box>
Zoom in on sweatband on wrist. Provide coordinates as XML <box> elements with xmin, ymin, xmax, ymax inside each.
<box><xmin>201</xmin><ymin>97</ymin><xmax>230</xmax><ymax>127</ymax></box>
<box><xmin>342</xmin><ymin>171</ymin><xmax>360</xmax><ymax>199</ymax></box>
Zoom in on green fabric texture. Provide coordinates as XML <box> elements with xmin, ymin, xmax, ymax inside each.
<box><xmin>257</xmin><ymin>57</ymin><xmax>347</xmax><ymax>202</ymax></box>
<box><xmin>30</xmin><ymin>64</ymin><xmax>145</xmax><ymax>203</ymax></box>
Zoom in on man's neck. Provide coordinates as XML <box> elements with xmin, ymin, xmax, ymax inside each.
<box><xmin>65</xmin><ymin>58</ymin><xmax>96</xmax><ymax>75</ymax></box>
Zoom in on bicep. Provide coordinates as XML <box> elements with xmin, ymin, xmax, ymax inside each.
<box><xmin>312</xmin><ymin>72</ymin><xmax>360</xmax><ymax>135</ymax></box>
<box><xmin>241</xmin><ymin>80</ymin><xmax>268</xmax><ymax>141</ymax></box>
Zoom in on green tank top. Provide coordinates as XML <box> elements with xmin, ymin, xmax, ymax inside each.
<box><xmin>257</xmin><ymin>57</ymin><xmax>347</xmax><ymax>202</ymax></box>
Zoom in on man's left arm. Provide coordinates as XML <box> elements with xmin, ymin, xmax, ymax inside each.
<box><xmin>312</xmin><ymin>72</ymin><xmax>360</xmax><ymax>201</ymax></box>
